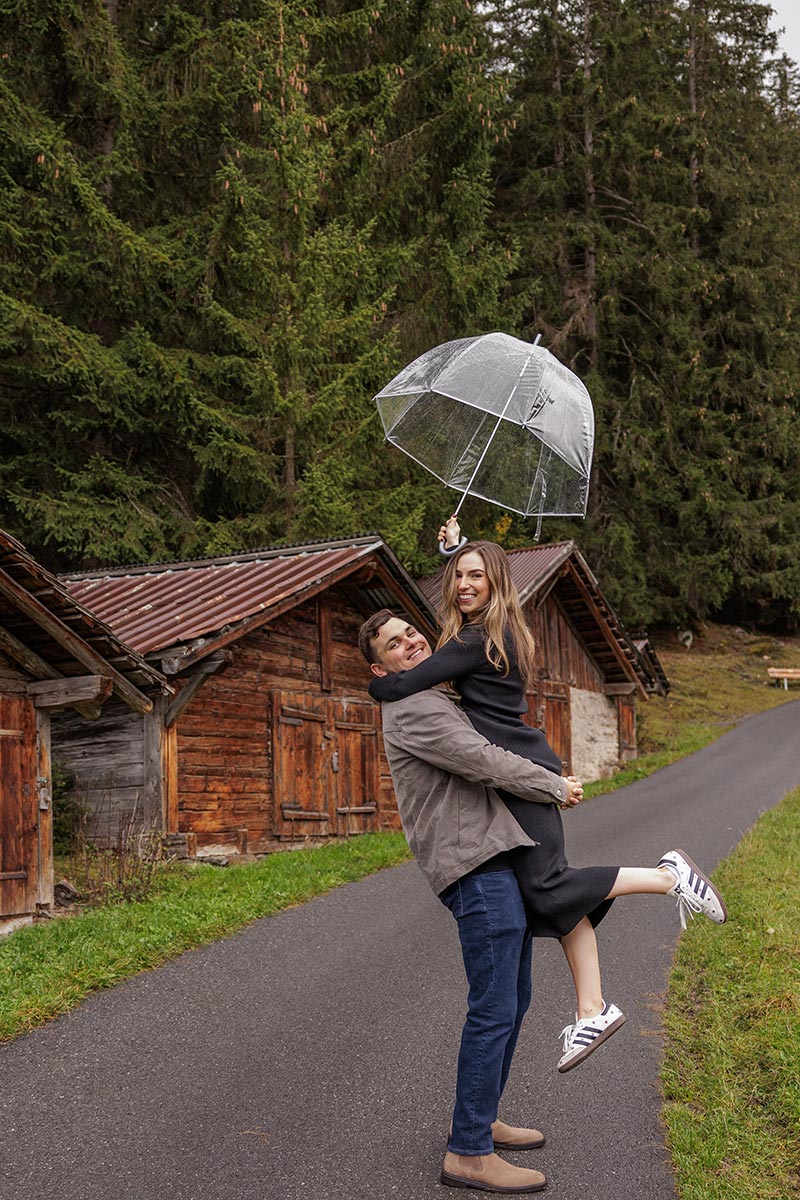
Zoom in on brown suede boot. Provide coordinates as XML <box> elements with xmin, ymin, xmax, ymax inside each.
<box><xmin>441</xmin><ymin>1151</ymin><xmax>547</xmax><ymax>1193</ymax></box>
<box><xmin>491</xmin><ymin>1119</ymin><xmax>546</xmax><ymax>1151</ymax></box>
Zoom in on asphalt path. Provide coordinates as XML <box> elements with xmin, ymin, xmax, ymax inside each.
<box><xmin>2</xmin><ymin>700</ymin><xmax>799</xmax><ymax>1200</ymax></box>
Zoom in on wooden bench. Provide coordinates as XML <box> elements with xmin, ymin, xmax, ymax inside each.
<box><xmin>767</xmin><ymin>667</ymin><xmax>800</xmax><ymax>690</ymax></box>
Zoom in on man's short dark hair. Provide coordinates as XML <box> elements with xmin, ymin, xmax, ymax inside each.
<box><xmin>358</xmin><ymin>609</ymin><xmax>397</xmax><ymax>665</ymax></box>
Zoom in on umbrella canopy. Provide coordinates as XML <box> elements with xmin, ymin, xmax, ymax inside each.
<box><xmin>374</xmin><ymin>332</ymin><xmax>594</xmax><ymax>520</ymax></box>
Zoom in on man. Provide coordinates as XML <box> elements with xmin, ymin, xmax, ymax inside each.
<box><xmin>358</xmin><ymin>609</ymin><xmax>581</xmax><ymax>1195</ymax></box>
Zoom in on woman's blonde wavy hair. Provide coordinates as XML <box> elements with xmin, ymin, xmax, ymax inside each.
<box><xmin>438</xmin><ymin>540</ymin><xmax>537</xmax><ymax>691</ymax></box>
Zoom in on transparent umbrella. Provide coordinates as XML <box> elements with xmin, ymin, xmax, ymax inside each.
<box><xmin>374</xmin><ymin>332</ymin><xmax>594</xmax><ymax>536</ymax></box>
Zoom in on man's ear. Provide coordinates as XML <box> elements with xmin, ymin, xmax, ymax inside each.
<box><xmin>370</xmin><ymin>662</ymin><xmax>388</xmax><ymax>678</ymax></box>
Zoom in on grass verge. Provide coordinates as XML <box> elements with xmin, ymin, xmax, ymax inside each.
<box><xmin>0</xmin><ymin>832</ymin><xmax>410</xmax><ymax>1043</ymax></box>
<box><xmin>661</xmin><ymin>785</ymin><xmax>800</xmax><ymax>1200</ymax></box>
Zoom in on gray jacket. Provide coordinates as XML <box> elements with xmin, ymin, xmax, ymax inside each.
<box><xmin>380</xmin><ymin>689</ymin><xmax>567</xmax><ymax>894</ymax></box>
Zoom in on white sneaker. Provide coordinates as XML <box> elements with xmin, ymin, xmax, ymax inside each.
<box><xmin>657</xmin><ymin>849</ymin><xmax>728</xmax><ymax>929</ymax></box>
<box><xmin>557</xmin><ymin>1002</ymin><xmax>626</xmax><ymax>1073</ymax></box>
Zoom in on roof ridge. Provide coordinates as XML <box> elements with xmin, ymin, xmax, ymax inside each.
<box><xmin>60</xmin><ymin>533</ymin><xmax>385</xmax><ymax>581</ymax></box>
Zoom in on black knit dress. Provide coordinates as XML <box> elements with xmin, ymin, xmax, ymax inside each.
<box><xmin>369</xmin><ymin>623</ymin><xmax>618</xmax><ymax>938</ymax></box>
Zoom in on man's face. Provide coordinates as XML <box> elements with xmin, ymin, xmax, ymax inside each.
<box><xmin>370</xmin><ymin>617</ymin><xmax>432</xmax><ymax>677</ymax></box>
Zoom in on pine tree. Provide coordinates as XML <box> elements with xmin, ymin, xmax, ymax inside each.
<box><xmin>491</xmin><ymin>0</ymin><xmax>800</xmax><ymax>626</ymax></box>
<box><xmin>0</xmin><ymin>0</ymin><xmax>516</xmax><ymax>574</ymax></box>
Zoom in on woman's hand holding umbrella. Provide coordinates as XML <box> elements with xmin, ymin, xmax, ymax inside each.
<box><xmin>437</xmin><ymin>515</ymin><xmax>468</xmax><ymax>555</ymax></box>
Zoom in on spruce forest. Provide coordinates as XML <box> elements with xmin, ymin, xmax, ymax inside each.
<box><xmin>2</xmin><ymin>0</ymin><xmax>800</xmax><ymax>630</ymax></box>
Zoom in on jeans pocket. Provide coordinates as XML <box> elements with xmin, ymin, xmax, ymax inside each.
<box><xmin>439</xmin><ymin>878</ymin><xmax>463</xmax><ymax>918</ymax></box>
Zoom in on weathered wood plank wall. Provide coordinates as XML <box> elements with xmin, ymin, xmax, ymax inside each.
<box><xmin>46</xmin><ymin>578</ymin><xmax>637</xmax><ymax>858</ymax></box>
<box><xmin>617</xmin><ymin>695</ymin><xmax>637</xmax><ymax>763</ymax></box>
<box><xmin>525</xmin><ymin>592</ymin><xmax>635</xmax><ymax>776</ymax></box>
<box><xmin>51</xmin><ymin>699</ymin><xmax>146</xmax><ymax>844</ymax></box>
<box><xmin>0</xmin><ymin>650</ymin><xmax>55</xmax><ymax>923</ymax></box>
<box><xmin>527</xmin><ymin>596</ymin><xmax>606</xmax><ymax>693</ymax></box>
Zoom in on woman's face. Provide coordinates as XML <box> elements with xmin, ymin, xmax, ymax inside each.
<box><xmin>454</xmin><ymin>551</ymin><xmax>491</xmax><ymax>617</ymax></box>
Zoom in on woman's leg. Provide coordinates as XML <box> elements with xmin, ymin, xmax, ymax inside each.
<box><xmin>565</xmin><ymin>863</ymin><xmax>719</xmax><ymax>1013</ymax></box>
<box><xmin>606</xmin><ymin>866</ymin><xmax>674</xmax><ymax>898</ymax></box>
<box><xmin>557</xmin><ymin>917</ymin><xmax>626</xmax><ymax>1072</ymax></box>
<box><xmin>608</xmin><ymin>855</ymin><xmax>728</xmax><ymax>927</ymax></box>
<box><xmin>560</xmin><ymin>917</ymin><xmax>604</xmax><ymax>1019</ymax></box>
<box><xmin>562</xmin><ymin>867</ymin><xmax>690</xmax><ymax>1012</ymax></box>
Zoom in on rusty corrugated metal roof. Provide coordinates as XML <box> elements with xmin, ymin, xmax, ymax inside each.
<box><xmin>506</xmin><ymin>542</ymin><xmax>576</xmax><ymax>602</ymax></box>
<box><xmin>62</xmin><ymin>535</ymin><xmax>436</xmax><ymax>658</ymax></box>
<box><xmin>0</xmin><ymin>529</ymin><xmax>168</xmax><ymax>701</ymax></box>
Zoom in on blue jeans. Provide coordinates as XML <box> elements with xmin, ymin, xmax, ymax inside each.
<box><xmin>439</xmin><ymin>868</ymin><xmax>533</xmax><ymax>1156</ymax></box>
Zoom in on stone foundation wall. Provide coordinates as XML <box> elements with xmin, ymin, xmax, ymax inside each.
<box><xmin>570</xmin><ymin>688</ymin><xmax>619</xmax><ymax>781</ymax></box>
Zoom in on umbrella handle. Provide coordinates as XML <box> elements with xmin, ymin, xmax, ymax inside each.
<box><xmin>438</xmin><ymin>535</ymin><xmax>468</xmax><ymax>556</ymax></box>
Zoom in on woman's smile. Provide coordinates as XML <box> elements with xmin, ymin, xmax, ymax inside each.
<box><xmin>454</xmin><ymin>551</ymin><xmax>491</xmax><ymax>615</ymax></box>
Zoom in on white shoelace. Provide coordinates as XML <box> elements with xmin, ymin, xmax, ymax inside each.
<box><xmin>672</xmin><ymin>884</ymin><xmax>704</xmax><ymax>929</ymax></box>
<box><xmin>561</xmin><ymin>1022</ymin><xmax>577</xmax><ymax>1052</ymax></box>
<box><xmin>560</xmin><ymin>1015</ymin><xmax>596</xmax><ymax>1052</ymax></box>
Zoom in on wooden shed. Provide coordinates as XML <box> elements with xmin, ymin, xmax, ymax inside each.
<box><xmin>419</xmin><ymin>541</ymin><xmax>668</xmax><ymax>780</ymax></box>
<box><xmin>57</xmin><ymin>536</ymin><xmax>437</xmax><ymax>857</ymax></box>
<box><xmin>0</xmin><ymin>530</ymin><xmax>167</xmax><ymax>934</ymax></box>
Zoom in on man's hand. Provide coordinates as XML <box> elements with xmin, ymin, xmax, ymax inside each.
<box><xmin>561</xmin><ymin>775</ymin><xmax>583</xmax><ymax>808</ymax></box>
<box><xmin>438</xmin><ymin>515</ymin><xmax>462</xmax><ymax>548</ymax></box>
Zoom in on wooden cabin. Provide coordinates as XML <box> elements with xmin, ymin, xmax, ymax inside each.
<box><xmin>57</xmin><ymin>537</ymin><xmax>437</xmax><ymax>857</ymax></box>
<box><xmin>0</xmin><ymin>531</ymin><xmax>167</xmax><ymax>934</ymax></box>
<box><xmin>419</xmin><ymin>541</ymin><xmax>668</xmax><ymax>780</ymax></box>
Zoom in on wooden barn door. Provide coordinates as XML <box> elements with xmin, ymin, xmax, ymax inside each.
<box><xmin>617</xmin><ymin>694</ymin><xmax>637</xmax><ymax>764</ymax></box>
<box><xmin>0</xmin><ymin>695</ymin><xmax>38</xmax><ymax>920</ymax></box>
<box><xmin>273</xmin><ymin>693</ymin><xmax>333</xmax><ymax>835</ymax></box>
<box><xmin>524</xmin><ymin>681</ymin><xmax>572</xmax><ymax>774</ymax></box>
<box><xmin>273</xmin><ymin>692</ymin><xmax>379</xmax><ymax>839</ymax></box>
<box><xmin>332</xmin><ymin>700</ymin><xmax>379</xmax><ymax>837</ymax></box>
<box><xmin>541</xmin><ymin>682</ymin><xmax>571</xmax><ymax>773</ymax></box>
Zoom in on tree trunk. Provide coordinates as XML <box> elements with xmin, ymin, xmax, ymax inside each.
<box><xmin>582</xmin><ymin>0</ymin><xmax>597</xmax><ymax>358</ymax></box>
<box><xmin>687</xmin><ymin>0</ymin><xmax>701</xmax><ymax>254</ymax></box>
<box><xmin>97</xmin><ymin>0</ymin><xmax>119</xmax><ymax>194</ymax></box>
<box><xmin>581</xmin><ymin>0</ymin><xmax>600</xmax><ymax>517</ymax></box>
<box><xmin>283</xmin><ymin>423</ymin><xmax>296</xmax><ymax>523</ymax></box>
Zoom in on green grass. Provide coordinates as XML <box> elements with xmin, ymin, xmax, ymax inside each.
<box><xmin>0</xmin><ymin>832</ymin><xmax>410</xmax><ymax>1043</ymax></box>
<box><xmin>661</xmin><ymin>786</ymin><xmax>800</xmax><ymax>1200</ymax></box>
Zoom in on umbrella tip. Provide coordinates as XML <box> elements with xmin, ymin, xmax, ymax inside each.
<box><xmin>533</xmin><ymin>333</ymin><xmax>542</xmax><ymax>346</ymax></box>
